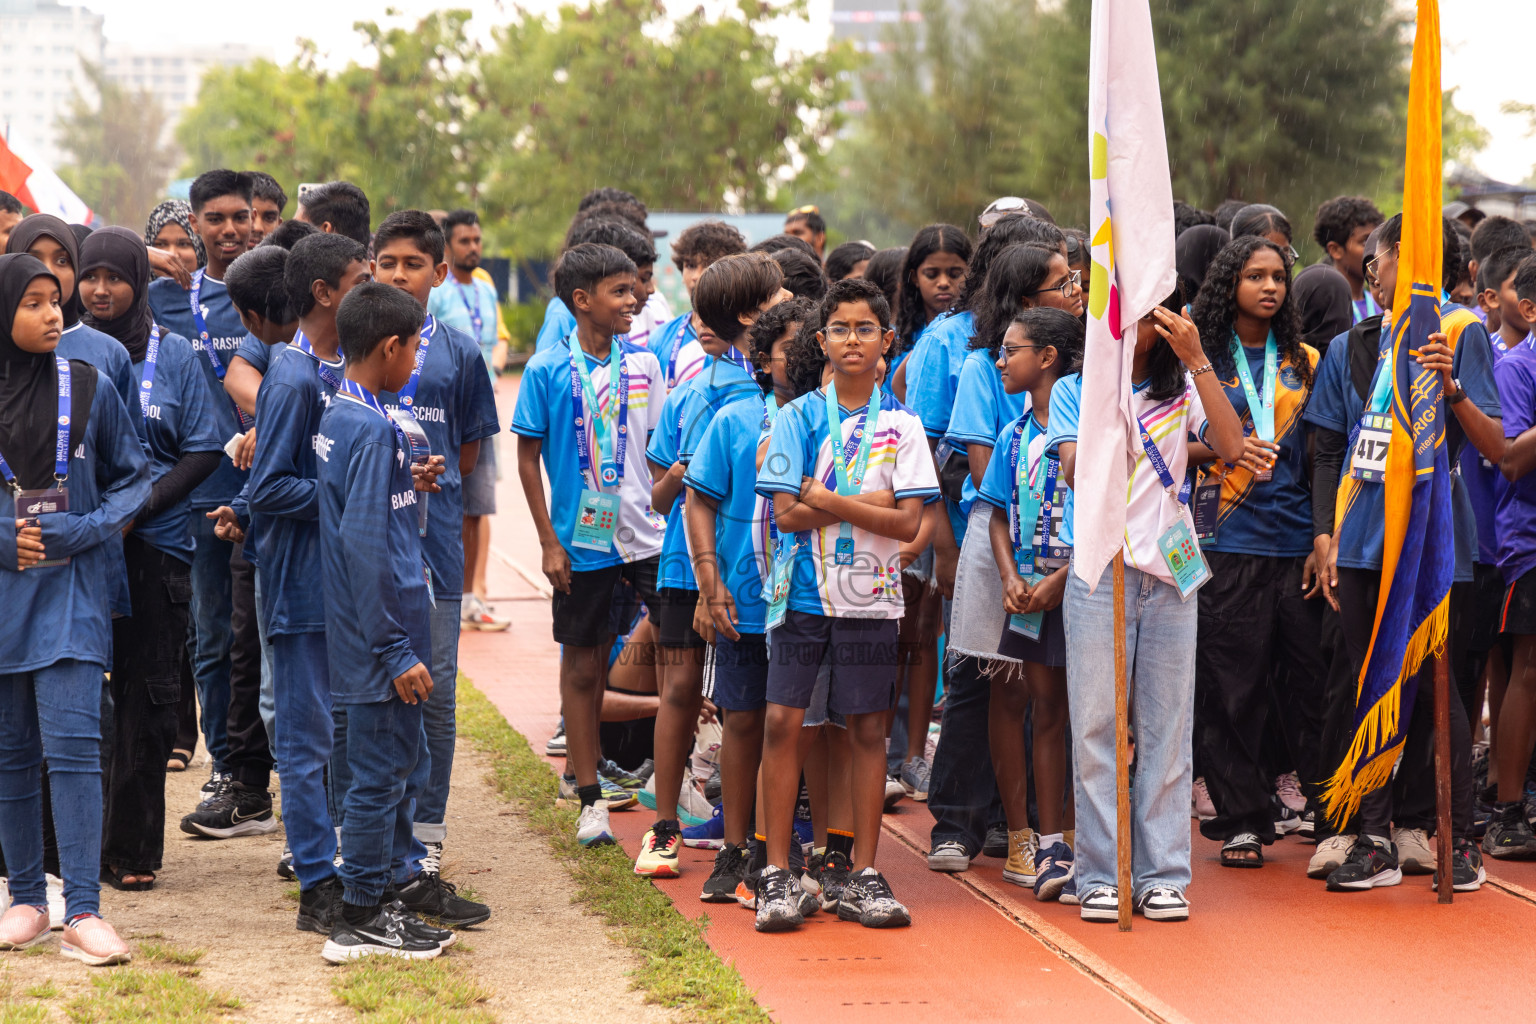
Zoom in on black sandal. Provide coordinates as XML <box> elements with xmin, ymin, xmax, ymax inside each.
<box><xmin>167</xmin><ymin>749</ymin><xmax>192</xmax><ymax>772</ymax></box>
<box><xmin>102</xmin><ymin>865</ymin><xmax>155</xmax><ymax>891</ymax></box>
<box><xmin>1220</xmin><ymin>832</ymin><xmax>1263</xmax><ymax>867</ymax></box>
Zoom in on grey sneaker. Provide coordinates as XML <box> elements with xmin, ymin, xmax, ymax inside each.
<box><xmin>837</xmin><ymin>867</ymin><xmax>910</xmax><ymax>928</ymax></box>
<box><xmin>899</xmin><ymin>756</ymin><xmax>931</xmax><ymax>802</ymax></box>
<box><xmin>753</xmin><ymin>867</ymin><xmax>805</xmax><ymax>933</ymax></box>
<box><xmin>927</xmin><ymin>840</ymin><xmax>970</xmax><ymax>872</ymax></box>
<box><xmin>1392</xmin><ymin>826</ymin><xmax>1435</xmax><ymax>874</ymax></box>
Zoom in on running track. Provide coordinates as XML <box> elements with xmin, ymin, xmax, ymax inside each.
<box><xmin>462</xmin><ymin>374</ymin><xmax>1536</xmax><ymax>1023</ymax></box>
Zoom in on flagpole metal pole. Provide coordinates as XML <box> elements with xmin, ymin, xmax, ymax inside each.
<box><xmin>1113</xmin><ymin>557</ymin><xmax>1132</xmax><ymax>930</ymax></box>
<box><xmin>1433</xmin><ymin>649</ymin><xmax>1453</xmax><ymax>904</ymax></box>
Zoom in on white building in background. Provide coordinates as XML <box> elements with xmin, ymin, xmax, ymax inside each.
<box><xmin>0</xmin><ymin>0</ymin><xmax>106</xmax><ymax>167</ymax></box>
<box><xmin>104</xmin><ymin>42</ymin><xmax>263</xmax><ymax>140</ymax></box>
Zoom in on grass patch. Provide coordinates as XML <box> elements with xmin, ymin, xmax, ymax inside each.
<box><xmin>23</xmin><ymin>980</ymin><xmax>58</xmax><ymax>999</ymax></box>
<box><xmin>136</xmin><ymin>943</ymin><xmax>205</xmax><ymax>967</ymax></box>
<box><xmin>64</xmin><ymin>968</ymin><xmax>239</xmax><ymax>1023</ymax></box>
<box><xmin>457</xmin><ymin>678</ymin><xmax>769</xmax><ymax>1024</ymax></box>
<box><xmin>332</xmin><ymin>957</ymin><xmax>494</xmax><ymax>1024</ymax></box>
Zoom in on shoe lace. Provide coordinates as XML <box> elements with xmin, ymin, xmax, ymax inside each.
<box><xmin>420</xmin><ymin>843</ymin><xmax>443</xmax><ymax>876</ymax></box>
<box><xmin>709</xmin><ymin>846</ymin><xmax>743</xmax><ymax>880</ymax></box>
<box><xmin>1276</xmin><ymin>773</ymin><xmax>1303</xmax><ymax>800</ymax></box>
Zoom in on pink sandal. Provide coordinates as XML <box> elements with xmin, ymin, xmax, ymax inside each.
<box><xmin>61</xmin><ymin>916</ymin><xmax>131</xmax><ymax>966</ymax></box>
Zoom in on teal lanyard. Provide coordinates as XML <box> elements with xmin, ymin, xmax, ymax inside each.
<box><xmin>824</xmin><ymin>382</ymin><xmax>879</xmax><ymax>548</ymax></box>
<box><xmin>763</xmin><ymin>393</ymin><xmax>778</xmax><ymax>429</ymax></box>
<box><xmin>1013</xmin><ymin>415</ymin><xmax>1051</xmax><ymax>571</ymax></box>
<box><xmin>566</xmin><ymin>335</ymin><xmax>624</xmax><ymax>485</ymax></box>
<box><xmin>1230</xmin><ymin>331</ymin><xmax>1277</xmax><ymax>441</ymax></box>
<box><xmin>1368</xmin><ymin>336</ymin><xmax>1394</xmax><ymax>414</ymax></box>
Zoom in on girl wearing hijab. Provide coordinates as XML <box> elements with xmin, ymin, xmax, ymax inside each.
<box><xmin>79</xmin><ymin>228</ymin><xmax>224</xmax><ymax>891</ymax></box>
<box><xmin>144</xmin><ymin>200</ymin><xmax>205</xmax><ymax>277</ymax></box>
<box><xmin>1175</xmin><ymin>224</ymin><xmax>1231</xmax><ymax>302</ymax></box>
<box><xmin>6</xmin><ymin>215</ymin><xmax>137</xmax><ymax>413</ymax></box>
<box><xmin>0</xmin><ymin>253</ymin><xmax>150</xmax><ymax>964</ymax></box>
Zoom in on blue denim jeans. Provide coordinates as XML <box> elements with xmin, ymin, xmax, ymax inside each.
<box><xmin>337</xmin><ymin>696</ymin><xmax>424</xmax><ymax>908</ymax></box>
<box><xmin>330</xmin><ymin>701</ymin><xmax>430</xmax><ymax>882</ymax></box>
<box><xmin>413</xmin><ymin>598</ymin><xmax>461</xmax><ymax>843</ymax></box>
<box><xmin>270</xmin><ymin>631</ymin><xmax>336</xmax><ymax>890</ymax></box>
<box><xmin>0</xmin><ymin>660</ymin><xmax>104</xmax><ymax>921</ymax></box>
<box><xmin>1063</xmin><ymin>560</ymin><xmax>1197</xmax><ymax>900</ymax></box>
<box><xmin>253</xmin><ymin>568</ymin><xmax>276</xmax><ymax>752</ymax></box>
<box><xmin>187</xmin><ymin>513</ymin><xmax>233</xmax><ymax>772</ymax></box>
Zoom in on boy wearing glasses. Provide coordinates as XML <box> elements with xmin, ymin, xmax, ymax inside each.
<box><xmin>754</xmin><ymin>278</ymin><xmax>940</xmax><ymax>931</ymax></box>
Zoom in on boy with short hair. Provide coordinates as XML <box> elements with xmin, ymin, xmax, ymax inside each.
<box><xmin>314</xmin><ymin>281</ymin><xmax>450</xmax><ymax>963</ymax></box>
<box><xmin>513</xmin><ymin>243</ymin><xmax>668</xmax><ymax>848</ymax></box>
<box><xmin>533</xmin><ymin>219</ymin><xmax>659</xmax><ymax>354</ymax></box>
<box><xmin>652</xmin><ymin>221</ymin><xmax>749</xmax><ymax>389</ymax></box>
<box><xmin>1482</xmin><ymin>247</ymin><xmax>1536</xmax><ymax>352</ymax></box>
<box><xmin>634</xmin><ymin>253</ymin><xmax>788</xmax><ymax>878</ymax></box>
<box><xmin>249</xmin><ymin>232</ymin><xmax>372</xmax><ymax>929</ymax></box>
<box><xmin>1311</xmin><ymin>195</ymin><xmax>1383</xmax><ymax>323</ymax></box>
<box><xmin>784</xmin><ymin>206</ymin><xmax>827</xmax><ymax>260</ymax></box>
<box><xmin>295</xmin><ymin>181</ymin><xmax>372</xmax><ymax>246</ymax></box>
<box><xmin>754</xmin><ymin>278</ymin><xmax>939</xmax><ymax>930</ymax></box>
<box><xmin>371</xmin><ymin>210</ymin><xmax>499</xmax><ymax>923</ymax></box>
<box><xmin>247</xmin><ymin>172</ymin><xmax>288</xmax><ymax>248</ymax></box>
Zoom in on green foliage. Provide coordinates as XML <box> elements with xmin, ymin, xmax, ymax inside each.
<box><xmin>64</xmin><ymin>968</ymin><xmax>239</xmax><ymax>1023</ymax></box>
<box><xmin>56</xmin><ymin>62</ymin><xmax>179</xmax><ymax>229</ymax></box>
<box><xmin>332</xmin><ymin>958</ymin><xmax>495</xmax><ymax>1024</ymax></box>
<box><xmin>176</xmin><ymin>2</ymin><xmax>852</xmax><ymax>260</ymax></box>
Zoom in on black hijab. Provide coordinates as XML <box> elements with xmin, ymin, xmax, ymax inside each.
<box><xmin>80</xmin><ymin>226</ymin><xmax>154</xmax><ymax>361</ymax></box>
<box><xmin>0</xmin><ymin>253</ymin><xmax>66</xmax><ymax>491</ymax></box>
<box><xmin>1175</xmin><ymin>225</ymin><xmax>1230</xmax><ymax>298</ymax></box>
<box><xmin>1293</xmin><ymin>263</ymin><xmax>1354</xmax><ymax>358</ymax></box>
<box><xmin>6</xmin><ymin>215</ymin><xmax>81</xmax><ymax>329</ymax></box>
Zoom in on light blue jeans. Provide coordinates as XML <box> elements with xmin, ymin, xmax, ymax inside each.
<box><xmin>1062</xmin><ymin>560</ymin><xmax>1196</xmax><ymax>900</ymax></box>
<box><xmin>412</xmin><ymin>598</ymin><xmax>461</xmax><ymax>844</ymax></box>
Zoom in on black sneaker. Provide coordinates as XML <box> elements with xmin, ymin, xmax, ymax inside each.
<box><xmin>1481</xmin><ymin>803</ymin><xmax>1536</xmax><ymax>859</ymax></box>
<box><xmin>384</xmin><ymin>901</ymin><xmax>456</xmax><ymax>948</ymax></box>
<box><xmin>296</xmin><ymin>877</ymin><xmax>343</xmax><ymax>933</ymax></box>
<box><xmin>982</xmin><ymin>824</ymin><xmax>1009</xmax><ymax>859</ymax></box>
<box><xmin>277</xmin><ymin>843</ymin><xmax>296</xmax><ymax>880</ymax></box>
<box><xmin>396</xmin><ymin>872</ymin><xmax>491</xmax><ymax>927</ymax></box>
<box><xmin>701</xmin><ymin>843</ymin><xmax>749</xmax><ymax>903</ymax></box>
<box><xmin>1433</xmin><ymin>837</ymin><xmax>1486</xmax><ymax>892</ymax></box>
<box><xmin>1325</xmin><ymin>835</ymin><xmax>1402</xmax><ymax>891</ymax></box>
<box><xmin>321</xmin><ymin>906</ymin><xmax>443</xmax><ymax>963</ymax></box>
<box><xmin>817</xmin><ymin>850</ymin><xmax>853</xmax><ymax>912</ymax></box>
<box><xmin>599</xmin><ymin>758</ymin><xmax>646</xmax><ymax>793</ymax></box>
<box><xmin>199</xmin><ymin>770</ymin><xmax>232</xmax><ymax>807</ymax></box>
<box><xmin>704</xmin><ymin>762</ymin><xmax>723</xmax><ymax>805</ymax></box>
<box><xmin>1295</xmin><ymin>809</ymin><xmax>1316</xmax><ymax>841</ymax></box>
<box><xmin>180</xmin><ymin>783</ymin><xmax>279</xmax><ymax>839</ymax></box>
<box><xmin>753</xmin><ymin>866</ymin><xmax>805</xmax><ymax>933</ymax></box>
<box><xmin>837</xmin><ymin>867</ymin><xmax>910</xmax><ymax>928</ymax></box>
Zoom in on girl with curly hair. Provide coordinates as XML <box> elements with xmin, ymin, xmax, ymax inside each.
<box><xmin>1186</xmin><ymin>234</ymin><xmax>1325</xmax><ymax>869</ymax></box>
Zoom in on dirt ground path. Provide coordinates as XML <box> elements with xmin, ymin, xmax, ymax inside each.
<box><xmin>4</xmin><ymin>741</ymin><xmax>680</xmax><ymax>1024</ymax></box>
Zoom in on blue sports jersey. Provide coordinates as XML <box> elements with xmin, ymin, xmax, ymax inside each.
<box><xmin>427</xmin><ymin>276</ymin><xmax>499</xmax><ymax>367</ymax></box>
<box><xmin>131</xmin><ymin>330</ymin><xmax>224</xmax><ymax>563</ymax></box>
<box><xmin>1201</xmin><ymin>341</ymin><xmax>1317</xmax><ymax>557</ymax></box>
<box><xmin>380</xmin><ymin>319</ymin><xmax>500</xmax><ymax>596</ymax></box>
<box><xmin>316</xmin><ymin>391</ymin><xmax>433</xmax><ymax>703</ymax></box>
<box><xmin>685</xmin><ymin>396</ymin><xmax>772</xmax><ymax>633</ymax></box>
<box><xmin>533</xmin><ymin>297</ymin><xmax>578</xmax><ymax>355</ymax></box>
<box><xmin>57</xmin><ymin>322</ymin><xmax>135</xmax><ymax>414</ymax></box>
<box><xmin>648</xmin><ymin>313</ymin><xmax>707</xmax><ymax>391</ymax></box>
<box><xmin>1492</xmin><ymin>343</ymin><xmax>1536</xmax><ymax>583</ymax></box>
<box><xmin>248</xmin><ymin>342</ymin><xmax>343</xmax><ymax>635</ymax></box>
<box><xmin>0</xmin><ymin>370</ymin><xmax>150</xmax><ymax>672</ymax></box>
<box><xmin>646</xmin><ymin>383</ymin><xmax>694</xmax><ymax>590</ymax></box>
<box><xmin>148</xmin><ymin>274</ymin><xmax>251</xmax><ymax>508</ymax></box>
<box><xmin>979</xmin><ymin>409</ymin><xmax>1076</xmax><ymax>551</ymax></box>
<box><xmin>1304</xmin><ymin>308</ymin><xmax>1499</xmax><ymax>580</ymax></box>
<box><xmin>233</xmin><ymin>333</ymin><xmax>273</xmax><ymax>375</ymax></box>
<box><xmin>904</xmin><ymin>311</ymin><xmax>973</xmax><ymax>439</ymax></box>
<box><xmin>510</xmin><ymin>337</ymin><xmax>667</xmax><ymax>573</ymax></box>
<box><xmin>946</xmin><ymin>345</ymin><xmax>1029</xmax><ymax>521</ymax></box>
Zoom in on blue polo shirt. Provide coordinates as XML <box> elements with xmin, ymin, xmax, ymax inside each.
<box><xmin>132</xmin><ymin>330</ymin><xmax>225</xmax><ymax>563</ymax></box>
<box><xmin>947</xmin><ymin>345</ymin><xmax>1028</xmax><ymax>521</ymax></box>
<box><xmin>684</xmin><ymin>396</ymin><xmax>773</xmax><ymax>634</ymax></box>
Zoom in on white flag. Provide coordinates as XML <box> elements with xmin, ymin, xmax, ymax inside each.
<box><xmin>0</xmin><ymin>134</ymin><xmax>93</xmax><ymax>225</ymax></box>
<box><xmin>1074</xmin><ymin>0</ymin><xmax>1177</xmax><ymax>590</ymax></box>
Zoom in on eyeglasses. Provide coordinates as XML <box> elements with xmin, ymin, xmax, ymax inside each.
<box><xmin>1030</xmin><ymin>269</ymin><xmax>1082</xmax><ymax>299</ymax></box>
<box><xmin>824</xmin><ymin>324</ymin><xmax>884</xmax><ymax>342</ymax></box>
<box><xmin>1282</xmin><ymin>244</ymin><xmax>1299</xmax><ymax>264</ymax></box>
<box><xmin>1363</xmin><ymin>243</ymin><xmax>1398</xmax><ymax>284</ymax></box>
<box><xmin>980</xmin><ymin>196</ymin><xmax>1028</xmax><ymax>229</ymax></box>
<box><xmin>1001</xmin><ymin>343</ymin><xmax>1049</xmax><ymax>357</ymax></box>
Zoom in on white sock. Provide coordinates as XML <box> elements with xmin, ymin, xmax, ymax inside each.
<box><xmin>1039</xmin><ymin>832</ymin><xmax>1064</xmax><ymax>849</ymax></box>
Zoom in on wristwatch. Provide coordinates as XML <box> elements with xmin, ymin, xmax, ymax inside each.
<box><xmin>1447</xmin><ymin>378</ymin><xmax>1468</xmax><ymax>405</ymax></box>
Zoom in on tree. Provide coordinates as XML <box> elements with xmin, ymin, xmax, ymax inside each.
<box><xmin>56</xmin><ymin>62</ymin><xmax>179</xmax><ymax>229</ymax></box>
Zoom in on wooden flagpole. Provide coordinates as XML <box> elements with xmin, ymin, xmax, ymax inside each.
<box><xmin>1433</xmin><ymin>649</ymin><xmax>1453</xmax><ymax>903</ymax></box>
<box><xmin>1114</xmin><ymin>557</ymin><xmax>1132</xmax><ymax>929</ymax></box>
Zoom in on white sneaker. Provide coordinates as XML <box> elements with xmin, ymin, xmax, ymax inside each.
<box><xmin>1191</xmin><ymin>778</ymin><xmax>1216</xmax><ymax>820</ymax></box>
<box><xmin>677</xmin><ymin>778</ymin><xmax>714</xmax><ymax>828</ymax></box>
<box><xmin>883</xmin><ymin>777</ymin><xmax>905</xmax><ymax>812</ymax></box>
<box><xmin>1307</xmin><ymin>833</ymin><xmax>1356</xmax><ymax>879</ymax></box>
<box><xmin>1275</xmin><ymin>772</ymin><xmax>1306</xmax><ymax>814</ymax></box>
<box><xmin>1392</xmin><ymin>826</ymin><xmax>1435</xmax><ymax>875</ymax></box>
<box><xmin>576</xmin><ymin>804</ymin><xmax>615</xmax><ymax>847</ymax></box>
<box><xmin>1080</xmin><ymin>886</ymin><xmax>1120</xmax><ymax>922</ymax></box>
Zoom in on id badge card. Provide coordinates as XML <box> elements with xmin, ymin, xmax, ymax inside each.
<box><xmin>1030</xmin><ymin>485</ymin><xmax>1071</xmax><ymax>570</ymax></box>
<box><xmin>764</xmin><ymin>542</ymin><xmax>797</xmax><ymax>633</ymax></box>
<box><xmin>570</xmin><ymin>489</ymin><xmax>620</xmax><ymax>552</ymax></box>
<box><xmin>1157</xmin><ymin>515</ymin><xmax>1211</xmax><ymax>601</ymax></box>
<box><xmin>1192</xmin><ymin>480</ymin><xmax>1220</xmax><ymax>542</ymax></box>
<box><xmin>834</xmin><ymin>533</ymin><xmax>855</xmax><ymax>566</ymax></box>
<box><xmin>1349</xmin><ymin>412</ymin><xmax>1391</xmax><ymax>482</ymax></box>
<box><xmin>388</xmin><ymin>409</ymin><xmax>434</xmax><ymax>538</ymax></box>
<box><xmin>1007</xmin><ymin>571</ymin><xmax>1044</xmax><ymax>640</ymax></box>
<box><xmin>423</xmin><ymin>565</ymin><xmax>436</xmax><ymax>609</ymax></box>
<box><xmin>19</xmin><ymin>485</ymin><xmax>69</xmax><ymax>567</ymax></box>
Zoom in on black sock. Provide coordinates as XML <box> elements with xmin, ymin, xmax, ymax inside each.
<box><xmin>577</xmin><ymin>783</ymin><xmax>602</xmax><ymax>808</ymax></box>
<box><xmin>827</xmin><ymin>829</ymin><xmax>855</xmax><ymax>858</ymax></box>
<box><xmin>749</xmin><ymin>834</ymin><xmax>767</xmax><ymax>873</ymax></box>
<box><xmin>341</xmin><ymin>901</ymin><xmax>376</xmax><ymax>926</ymax></box>
<box><xmin>654</xmin><ymin>818</ymin><xmax>679</xmax><ymax>832</ymax></box>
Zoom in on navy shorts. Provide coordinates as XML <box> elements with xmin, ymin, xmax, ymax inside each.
<box><xmin>997</xmin><ymin>607</ymin><xmax>1067</xmax><ymax>667</ymax></box>
<box><xmin>552</xmin><ymin>556</ymin><xmax>662</xmax><ymax>647</ymax></box>
<box><xmin>1501</xmin><ymin>567</ymin><xmax>1536</xmax><ymax>638</ymax></box>
<box><xmin>712</xmin><ymin>633</ymin><xmax>770</xmax><ymax>711</ymax></box>
<box><xmin>767</xmin><ymin>610</ymin><xmax>899</xmax><ymax>717</ymax></box>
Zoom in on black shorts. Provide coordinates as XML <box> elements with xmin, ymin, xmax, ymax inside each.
<box><xmin>552</xmin><ymin>556</ymin><xmax>663</xmax><ymax>647</ymax></box>
<box><xmin>712</xmin><ymin>633</ymin><xmax>770</xmax><ymax>711</ymax></box>
<box><xmin>997</xmin><ymin>607</ymin><xmax>1067</xmax><ymax>667</ymax></box>
<box><xmin>1501</xmin><ymin>568</ymin><xmax>1536</xmax><ymax>637</ymax></box>
<box><xmin>1468</xmin><ymin>562</ymin><xmax>1506</xmax><ymax>652</ymax></box>
<box><xmin>766</xmin><ymin>610</ymin><xmax>899</xmax><ymax>717</ymax></box>
<box><xmin>657</xmin><ymin>587</ymin><xmax>706</xmax><ymax>649</ymax></box>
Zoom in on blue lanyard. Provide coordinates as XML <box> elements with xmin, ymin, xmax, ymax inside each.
<box><xmin>723</xmin><ymin>346</ymin><xmax>753</xmax><ymax>374</ymax></box>
<box><xmin>291</xmin><ymin>330</ymin><xmax>345</xmax><ymax>391</ymax></box>
<box><xmin>337</xmin><ymin>379</ymin><xmax>408</xmax><ymax>455</ymax></box>
<box><xmin>138</xmin><ymin>325</ymin><xmax>161</xmax><ymax>419</ymax></box>
<box><xmin>455</xmin><ymin>280</ymin><xmax>484</xmax><ymax>338</ymax></box>
<box><xmin>1007</xmin><ymin>415</ymin><xmax>1058</xmax><ymax>570</ymax></box>
<box><xmin>395</xmin><ymin>314</ymin><xmax>436</xmax><ymax>409</ymax></box>
<box><xmin>1352</xmin><ymin>293</ymin><xmax>1381</xmax><ymax>324</ymax></box>
<box><xmin>1230</xmin><ymin>331</ymin><xmax>1277</xmax><ymax>441</ymax></box>
<box><xmin>0</xmin><ymin>355</ymin><xmax>71</xmax><ymax>494</ymax></box>
<box><xmin>1133</xmin><ymin>385</ymin><xmax>1191</xmax><ymax>503</ymax></box>
<box><xmin>190</xmin><ymin>270</ymin><xmax>253</xmax><ymax>429</ymax></box>
<box><xmin>566</xmin><ymin>334</ymin><xmax>629</xmax><ymax>489</ymax></box>
<box><xmin>667</xmin><ymin>317</ymin><xmax>693</xmax><ymax>387</ymax></box>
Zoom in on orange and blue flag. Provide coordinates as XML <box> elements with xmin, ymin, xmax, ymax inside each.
<box><xmin>1322</xmin><ymin>0</ymin><xmax>1452</xmax><ymax>825</ymax></box>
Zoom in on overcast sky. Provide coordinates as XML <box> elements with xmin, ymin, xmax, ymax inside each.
<box><xmin>87</xmin><ymin>0</ymin><xmax>1536</xmax><ymax>186</ymax></box>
